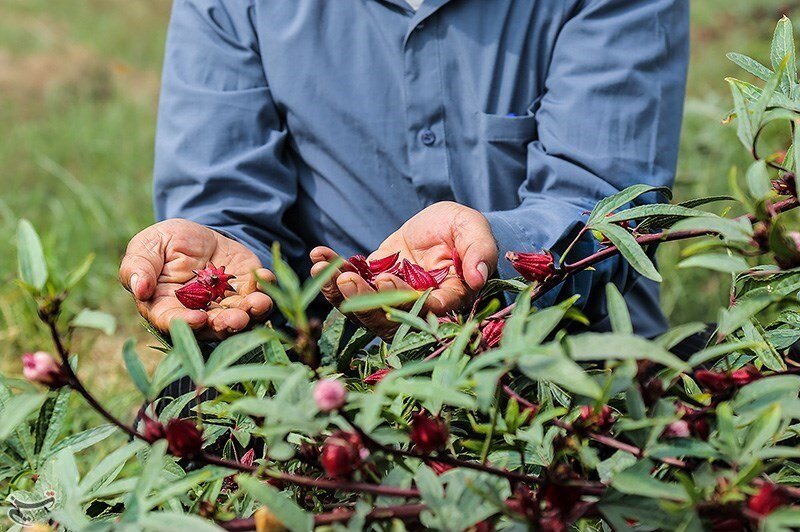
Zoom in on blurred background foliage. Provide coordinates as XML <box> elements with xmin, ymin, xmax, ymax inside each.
<box><xmin>0</xmin><ymin>0</ymin><xmax>797</xmax><ymax>404</ymax></box>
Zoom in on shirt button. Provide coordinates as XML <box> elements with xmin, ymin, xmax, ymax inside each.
<box><xmin>420</xmin><ymin>129</ymin><xmax>436</xmax><ymax>146</ymax></box>
<box><xmin>416</xmin><ymin>22</ymin><xmax>426</xmax><ymax>30</ymax></box>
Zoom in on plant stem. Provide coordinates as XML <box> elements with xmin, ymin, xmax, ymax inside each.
<box><xmin>200</xmin><ymin>452</ymin><xmax>420</xmax><ymax>498</ymax></box>
<box><xmin>220</xmin><ymin>503</ymin><xmax>428</xmax><ymax>530</ymax></box>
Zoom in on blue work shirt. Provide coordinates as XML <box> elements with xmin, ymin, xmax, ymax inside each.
<box><xmin>154</xmin><ymin>0</ymin><xmax>689</xmax><ymax>337</ymax></box>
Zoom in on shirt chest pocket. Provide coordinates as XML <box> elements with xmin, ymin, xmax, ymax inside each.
<box><xmin>475</xmin><ymin>111</ymin><xmax>538</xmax><ymax>191</ymax></box>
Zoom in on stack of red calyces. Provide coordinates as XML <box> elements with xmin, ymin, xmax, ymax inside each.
<box><xmin>347</xmin><ymin>251</ymin><xmax>450</xmax><ymax>291</ymax></box>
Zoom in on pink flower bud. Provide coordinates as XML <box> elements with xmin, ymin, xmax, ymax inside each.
<box><xmin>175</xmin><ymin>281</ymin><xmax>214</xmax><ymax>310</ymax></box>
<box><xmin>409</xmin><ymin>411</ymin><xmax>449</xmax><ymax>455</ymax></box>
<box><xmin>22</xmin><ymin>352</ymin><xmax>67</xmax><ymax>388</ymax></box>
<box><xmin>320</xmin><ymin>431</ymin><xmax>364</xmax><ymax>478</ymax></box>
<box><xmin>662</xmin><ymin>420</ymin><xmax>690</xmax><ymax>438</ymax></box>
<box><xmin>165</xmin><ymin>419</ymin><xmax>204</xmax><ymax>458</ymax></box>
<box><xmin>506</xmin><ymin>251</ymin><xmax>556</xmax><ymax>283</ymax></box>
<box><xmin>748</xmin><ymin>483</ymin><xmax>788</xmax><ymax>517</ymax></box>
<box><xmin>313</xmin><ymin>379</ymin><xmax>347</xmax><ymax>412</ymax></box>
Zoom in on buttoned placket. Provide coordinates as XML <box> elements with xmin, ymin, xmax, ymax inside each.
<box><xmin>401</xmin><ymin>3</ymin><xmax>453</xmax><ymax>204</ymax></box>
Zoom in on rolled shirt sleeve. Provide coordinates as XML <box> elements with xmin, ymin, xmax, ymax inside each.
<box><xmin>484</xmin><ymin>0</ymin><xmax>689</xmax><ymax>314</ymax></box>
<box><xmin>153</xmin><ymin>0</ymin><xmax>302</xmax><ymax>269</ymax></box>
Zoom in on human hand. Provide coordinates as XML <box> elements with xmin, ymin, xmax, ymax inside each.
<box><xmin>120</xmin><ymin>219</ymin><xmax>274</xmax><ymax>339</ymax></box>
<box><xmin>310</xmin><ymin>202</ymin><xmax>498</xmax><ymax>339</ymax></box>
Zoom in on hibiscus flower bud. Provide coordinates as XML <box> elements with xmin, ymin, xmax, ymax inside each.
<box><xmin>313</xmin><ymin>379</ymin><xmax>347</xmax><ymax>412</ymax></box>
<box><xmin>576</xmin><ymin>405</ymin><xmax>616</xmax><ymax>433</ymax></box>
<box><xmin>175</xmin><ymin>281</ymin><xmax>214</xmax><ymax>310</ymax></box>
<box><xmin>165</xmin><ymin>419</ymin><xmax>204</xmax><ymax>458</ymax></box>
<box><xmin>748</xmin><ymin>483</ymin><xmax>789</xmax><ymax>517</ymax></box>
<box><xmin>193</xmin><ymin>262</ymin><xmax>236</xmax><ymax>300</ymax></box>
<box><xmin>505</xmin><ymin>250</ymin><xmax>556</xmax><ymax>283</ymax></box>
<box><xmin>320</xmin><ymin>431</ymin><xmax>365</xmax><ymax>478</ymax></box>
<box><xmin>662</xmin><ymin>420</ymin><xmax>691</xmax><ymax>438</ymax></box>
<box><xmin>730</xmin><ymin>365</ymin><xmax>762</xmax><ymax>386</ymax></box>
<box><xmin>140</xmin><ymin>412</ymin><xmax>166</xmax><ymax>443</ymax></box>
<box><xmin>409</xmin><ymin>411</ymin><xmax>449</xmax><ymax>455</ymax></box>
<box><xmin>22</xmin><ymin>352</ymin><xmax>68</xmax><ymax>388</ymax></box>
<box><xmin>364</xmin><ymin>368</ymin><xmax>391</xmax><ymax>385</ymax></box>
<box><xmin>481</xmin><ymin>319</ymin><xmax>506</xmax><ymax>349</ymax></box>
<box><xmin>695</xmin><ymin>365</ymin><xmax>761</xmax><ymax>398</ymax></box>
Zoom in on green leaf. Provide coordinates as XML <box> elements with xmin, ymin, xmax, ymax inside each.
<box><xmin>299</xmin><ymin>256</ymin><xmax>343</xmax><ymax>310</ymax></box>
<box><xmin>679</xmin><ymin>253</ymin><xmax>749</xmax><ymax>274</ymax></box>
<box><xmin>741</xmin><ymin>404</ymin><xmax>781</xmax><ymax>458</ymax></box>
<box><xmin>205</xmin><ymin>329</ymin><xmax>273</xmax><ymax>374</ymax></box>
<box><xmin>718</xmin><ymin>276</ymin><xmax>800</xmax><ymax>335</ymax></box>
<box><xmin>47</xmin><ymin>424</ymin><xmax>116</xmax><ymax>458</ymax></box>
<box><xmin>0</xmin><ymin>393</ymin><xmax>46</xmax><ymax>440</ymax></box>
<box><xmin>16</xmin><ymin>219</ymin><xmax>48</xmax><ymax>291</ymax></box>
<box><xmin>687</xmin><ymin>341</ymin><xmax>764</xmax><ymax>368</ymax></box>
<box><xmin>669</xmin><ymin>215</ymin><xmax>753</xmax><ymax>243</ymax></box>
<box><xmin>726</xmin><ymin>77</ymin><xmax>756</xmax><ymax>149</ymax></box>
<box><xmin>169</xmin><ymin>319</ymin><xmax>205</xmax><ymax>383</ymax></box>
<box><xmin>604</xmin><ymin>204</ymin><xmax>710</xmax><ymax>225</ymax></box>
<box><xmin>745</xmin><ymin>160</ymin><xmax>773</xmax><ymax>202</ymax></box>
<box><xmin>79</xmin><ymin>440</ymin><xmax>147</xmax><ymax>496</ymax></box>
<box><xmin>605</xmin><ymin>284</ymin><xmax>632</xmax><ymax>334</ymax></box>
<box><xmin>568</xmin><ymin>333</ymin><xmax>690</xmax><ymax>371</ymax></box>
<box><xmin>771</xmin><ymin>16</ymin><xmax>797</xmax><ymax>95</ymax></box>
<box><xmin>339</xmin><ymin>290</ymin><xmax>419</xmax><ymax>313</ymax></box>
<box><xmin>611</xmin><ymin>460</ymin><xmax>689</xmax><ymax>502</ymax></box>
<box><xmin>587</xmin><ymin>185</ymin><xmax>672</xmax><ymax>226</ymax></box>
<box><xmin>596</xmin><ymin>223</ymin><xmax>661</xmax><ymax>282</ymax></box>
<box><xmin>140</xmin><ymin>512</ymin><xmax>224</xmax><ymax>531</ymax></box>
<box><xmin>203</xmin><ymin>364</ymin><xmax>294</xmax><ymax>387</ymax></box>
<box><xmin>391</xmin><ymin>289</ymin><xmax>432</xmax><ymax>347</ymax></box>
<box><xmin>727</xmin><ymin>52</ymin><xmax>773</xmax><ymax>81</ymax></box>
<box><xmin>238</xmin><ymin>475</ymin><xmax>314</xmax><ymax>532</ymax></box>
<box><xmin>71</xmin><ymin>309</ymin><xmax>116</xmax><ymax>336</ymax></box>
<box><xmin>123</xmin><ymin>339</ymin><xmax>151</xmax><ymax>398</ymax></box>
<box><xmin>65</xmin><ymin>253</ymin><xmax>95</xmax><ymax>290</ymax></box>
<box><xmin>38</xmin><ymin>388</ymin><xmax>71</xmax><ymax>463</ymax></box>
<box><xmin>518</xmin><ymin>347</ymin><xmax>603</xmax><ymax>400</ymax></box>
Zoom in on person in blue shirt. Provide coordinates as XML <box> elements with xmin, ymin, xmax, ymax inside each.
<box><xmin>119</xmin><ymin>0</ymin><xmax>689</xmax><ymax>341</ymax></box>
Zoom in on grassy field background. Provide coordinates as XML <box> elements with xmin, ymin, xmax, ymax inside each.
<box><xmin>0</xmin><ymin>0</ymin><xmax>796</xmax><ymax>416</ymax></box>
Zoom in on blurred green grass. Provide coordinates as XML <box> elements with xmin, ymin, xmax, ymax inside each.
<box><xmin>0</xmin><ymin>0</ymin><xmax>798</xmax><ymax>400</ymax></box>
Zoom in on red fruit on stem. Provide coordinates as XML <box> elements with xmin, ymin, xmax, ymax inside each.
<box><xmin>141</xmin><ymin>412</ymin><xmax>166</xmax><ymax>443</ymax></box>
<box><xmin>481</xmin><ymin>319</ymin><xmax>506</xmax><ymax>349</ymax></box>
<box><xmin>320</xmin><ymin>431</ymin><xmax>365</xmax><ymax>478</ymax></box>
<box><xmin>364</xmin><ymin>368</ymin><xmax>391</xmax><ymax>385</ymax></box>
<box><xmin>409</xmin><ymin>411</ymin><xmax>449</xmax><ymax>454</ymax></box>
<box><xmin>22</xmin><ymin>352</ymin><xmax>68</xmax><ymax>388</ymax></box>
<box><xmin>748</xmin><ymin>483</ymin><xmax>788</xmax><ymax>517</ymax></box>
<box><xmin>695</xmin><ymin>365</ymin><xmax>761</xmax><ymax>396</ymax></box>
<box><xmin>506</xmin><ymin>250</ymin><xmax>556</xmax><ymax>282</ymax></box>
<box><xmin>165</xmin><ymin>419</ymin><xmax>204</xmax><ymax>458</ymax></box>
<box><xmin>175</xmin><ymin>281</ymin><xmax>214</xmax><ymax>310</ymax></box>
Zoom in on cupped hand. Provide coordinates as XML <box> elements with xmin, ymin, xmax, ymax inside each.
<box><xmin>119</xmin><ymin>219</ymin><xmax>275</xmax><ymax>339</ymax></box>
<box><xmin>310</xmin><ymin>201</ymin><xmax>498</xmax><ymax>339</ymax></box>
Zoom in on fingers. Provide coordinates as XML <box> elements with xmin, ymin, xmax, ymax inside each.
<box><xmin>120</xmin><ymin>227</ymin><xmax>166</xmax><ymax>301</ymax></box>
<box><xmin>454</xmin><ymin>218</ymin><xmax>499</xmax><ymax>291</ymax></box>
<box><xmin>337</xmin><ymin>272</ymin><xmax>399</xmax><ymax>339</ymax></box>
<box><xmin>310</xmin><ymin>247</ymin><xmax>350</xmax><ymax>307</ymax></box>
<box><xmin>206</xmin><ymin>306</ymin><xmax>251</xmax><ymax>338</ymax></box>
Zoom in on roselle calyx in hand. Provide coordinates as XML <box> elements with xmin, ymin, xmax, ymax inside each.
<box><xmin>506</xmin><ymin>250</ymin><xmax>556</xmax><ymax>283</ymax></box>
<box><xmin>175</xmin><ymin>262</ymin><xmax>236</xmax><ymax>309</ymax></box>
<box><xmin>346</xmin><ymin>252</ymin><xmax>450</xmax><ymax>290</ymax></box>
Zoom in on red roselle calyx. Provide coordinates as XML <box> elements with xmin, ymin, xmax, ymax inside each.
<box><xmin>320</xmin><ymin>431</ymin><xmax>367</xmax><ymax>478</ymax></box>
<box><xmin>575</xmin><ymin>405</ymin><xmax>616</xmax><ymax>434</ymax></box>
<box><xmin>165</xmin><ymin>419</ymin><xmax>204</xmax><ymax>458</ymax></box>
<box><xmin>694</xmin><ymin>365</ymin><xmax>761</xmax><ymax>398</ymax></box>
<box><xmin>506</xmin><ymin>250</ymin><xmax>556</xmax><ymax>283</ymax></box>
<box><xmin>409</xmin><ymin>411</ymin><xmax>449</xmax><ymax>455</ymax></box>
<box><xmin>452</xmin><ymin>248</ymin><xmax>465</xmax><ymax>283</ymax></box>
<box><xmin>364</xmin><ymin>368</ymin><xmax>391</xmax><ymax>385</ymax></box>
<box><xmin>347</xmin><ymin>252</ymin><xmax>450</xmax><ymax>290</ymax></box>
<box><xmin>140</xmin><ymin>411</ymin><xmax>167</xmax><ymax>443</ymax></box>
<box><xmin>748</xmin><ymin>483</ymin><xmax>789</xmax><ymax>517</ymax></box>
<box><xmin>175</xmin><ymin>262</ymin><xmax>236</xmax><ymax>310</ymax></box>
<box><xmin>22</xmin><ymin>352</ymin><xmax>68</xmax><ymax>388</ymax></box>
<box><xmin>481</xmin><ymin>319</ymin><xmax>506</xmax><ymax>349</ymax></box>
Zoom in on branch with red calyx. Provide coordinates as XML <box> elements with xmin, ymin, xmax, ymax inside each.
<box><xmin>489</xmin><ymin>196</ymin><xmax>800</xmax><ymax>321</ymax></box>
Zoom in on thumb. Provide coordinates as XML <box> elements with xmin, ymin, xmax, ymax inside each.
<box><xmin>120</xmin><ymin>228</ymin><xmax>165</xmax><ymax>301</ymax></box>
<box><xmin>454</xmin><ymin>214</ymin><xmax>498</xmax><ymax>291</ymax></box>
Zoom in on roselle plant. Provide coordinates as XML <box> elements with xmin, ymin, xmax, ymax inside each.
<box><xmin>7</xmin><ymin>16</ymin><xmax>800</xmax><ymax>532</ymax></box>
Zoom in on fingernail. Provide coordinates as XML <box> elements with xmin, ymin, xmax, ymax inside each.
<box><xmin>130</xmin><ymin>273</ymin><xmax>140</xmax><ymax>295</ymax></box>
<box><xmin>477</xmin><ymin>262</ymin><xmax>489</xmax><ymax>283</ymax></box>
